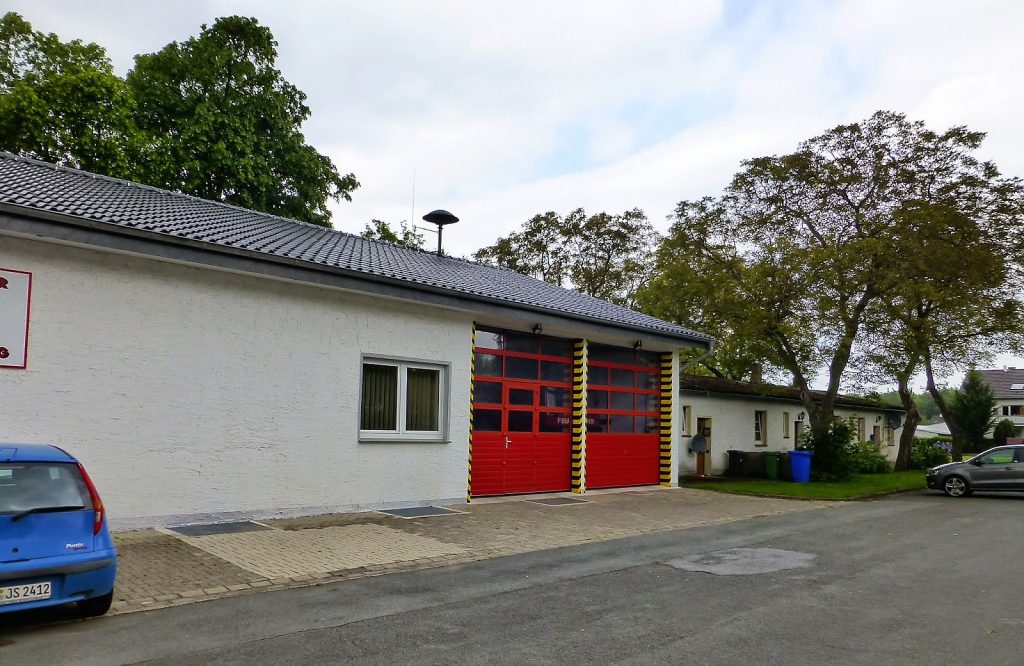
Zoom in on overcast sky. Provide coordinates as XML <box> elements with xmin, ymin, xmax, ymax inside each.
<box><xmin>9</xmin><ymin>0</ymin><xmax>1024</xmax><ymax>386</ymax></box>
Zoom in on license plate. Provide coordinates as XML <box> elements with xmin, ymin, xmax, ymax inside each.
<box><xmin>0</xmin><ymin>581</ymin><xmax>52</xmax><ymax>605</ymax></box>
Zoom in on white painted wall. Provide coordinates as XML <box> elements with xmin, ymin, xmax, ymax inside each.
<box><xmin>678</xmin><ymin>393</ymin><xmax>903</xmax><ymax>476</ymax></box>
<box><xmin>0</xmin><ymin>235</ymin><xmax>473</xmax><ymax>528</ymax></box>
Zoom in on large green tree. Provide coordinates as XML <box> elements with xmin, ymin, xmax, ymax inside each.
<box><xmin>127</xmin><ymin>16</ymin><xmax>357</xmax><ymax>226</ymax></box>
<box><xmin>639</xmin><ymin>111</ymin><xmax>1024</xmax><ymax>448</ymax></box>
<box><xmin>0</xmin><ymin>12</ymin><xmax>142</xmax><ymax>177</ymax></box>
<box><xmin>474</xmin><ymin>208</ymin><xmax>657</xmax><ymax>307</ymax></box>
<box><xmin>0</xmin><ymin>12</ymin><xmax>357</xmax><ymax>227</ymax></box>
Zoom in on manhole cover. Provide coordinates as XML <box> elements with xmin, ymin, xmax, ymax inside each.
<box><xmin>170</xmin><ymin>521</ymin><xmax>272</xmax><ymax>537</ymax></box>
<box><xmin>377</xmin><ymin>506</ymin><xmax>463</xmax><ymax>518</ymax></box>
<box><xmin>527</xmin><ymin>497</ymin><xmax>589</xmax><ymax>506</ymax></box>
<box><xmin>664</xmin><ymin>548</ymin><xmax>815</xmax><ymax>575</ymax></box>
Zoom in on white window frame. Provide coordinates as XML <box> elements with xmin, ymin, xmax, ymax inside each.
<box><xmin>359</xmin><ymin>356</ymin><xmax>450</xmax><ymax>443</ymax></box>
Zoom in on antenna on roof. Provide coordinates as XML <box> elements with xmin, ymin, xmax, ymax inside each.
<box><xmin>421</xmin><ymin>209</ymin><xmax>459</xmax><ymax>257</ymax></box>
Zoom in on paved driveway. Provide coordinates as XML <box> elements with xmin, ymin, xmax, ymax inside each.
<box><xmin>4</xmin><ymin>492</ymin><xmax>1023</xmax><ymax>665</ymax></box>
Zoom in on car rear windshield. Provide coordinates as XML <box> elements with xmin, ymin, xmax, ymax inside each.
<box><xmin>0</xmin><ymin>462</ymin><xmax>89</xmax><ymax>514</ymax></box>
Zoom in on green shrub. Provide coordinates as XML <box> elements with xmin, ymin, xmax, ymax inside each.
<box><xmin>847</xmin><ymin>441</ymin><xmax>891</xmax><ymax>474</ymax></box>
<box><xmin>993</xmin><ymin>419</ymin><xmax>1016</xmax><ymax>446</ymax></box>
<box><xmin>805</xmin><ymin>419</ymin><xmax>856</xmax><ymax>481</ymax></box>
<box><xmin>910</xmin><ymin>437</ymin><xmax>951</xmax><ymax>469</ymax></box>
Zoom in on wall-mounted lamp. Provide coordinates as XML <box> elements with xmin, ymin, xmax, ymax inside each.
<box><xmin>633</xmin><ymin>340</ymin><xmax>642</xmax><ymax>351</ymax></box>
<box><xmin>532</xmin><ymin>323</ymin><xmax>543</xmax><ymax>335</ymax></box>
<box><xmin>875</xmin><ymin>415</ymin><xmax>883</xmax><ymax>423</ymax></box>
<box><xmin>797</xmin><ymin>412</ymin><xmax>805</xmax><ymax>421</ymax></box>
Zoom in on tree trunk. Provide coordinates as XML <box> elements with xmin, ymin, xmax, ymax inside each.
<box><xmin>924</xmin><ymin>353</ymin><xmax>965</xmax><ymax>461</ymax></box>
<box><xmin>895</xmin><ymin>372</ymin><xmax>919</xmax><ymax>471</ymax></box>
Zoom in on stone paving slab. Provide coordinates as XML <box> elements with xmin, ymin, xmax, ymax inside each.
<box><xmin>180</xmin><ymin>524</ymin><xmax>467</xmax><ymax>579</ymax></box>
<box><xmin>107</xmin><ymin>487</ymin><xmax>837</xmax><ymax>615</ymax></box>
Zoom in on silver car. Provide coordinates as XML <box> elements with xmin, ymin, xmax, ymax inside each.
<box><xmin>926</xmin><ymin>445</ymin><xmax>1024</xmax><ymax>497</ymax></box>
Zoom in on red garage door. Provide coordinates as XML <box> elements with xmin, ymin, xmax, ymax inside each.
<box><xmin>470</xmin><ymin>329</ymin><xmax>573</xmax><ymax>496</ymax></box>
<box><xmin>585</xmin><ymin>345</ymin><xmax>662</xmax><ymax>489</ymax></box>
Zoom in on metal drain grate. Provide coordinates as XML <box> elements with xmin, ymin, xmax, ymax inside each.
<box><xmin>170</xmin><ymin>521</ymin><xmax>273</xmax><ymax>537</ymax></box>
<box><xmin>527</xmin><ymin>497</ymin><xmax>589</xmax><ymax>506</ymax></box>
<box><xmin>377</xmin><ymin>506</ymin><xmax>463</xmax><ymax>519</ymax></box>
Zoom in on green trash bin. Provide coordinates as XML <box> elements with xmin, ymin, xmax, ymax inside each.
<box><xmin>764</xmin><ymin>452</ymin><xmax>782</xmax><ymax>480</ymax></box>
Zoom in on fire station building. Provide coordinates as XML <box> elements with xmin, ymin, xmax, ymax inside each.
<box><xmin>0</xmin><ymin>154</ymin><xmax>712</xmax><ymax>528</ymax></box>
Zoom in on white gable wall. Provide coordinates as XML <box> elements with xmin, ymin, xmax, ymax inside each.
<box><xmin>678</xmin><ymin>392</ymin><xmax>902</xmax><ymax>476</ymax></box>
<box><xmin>1</xmin><ymin>235</ymin><xmax>473</xmax><ymax>528</ymax></box>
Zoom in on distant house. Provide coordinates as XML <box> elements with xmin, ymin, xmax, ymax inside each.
<box><xmin>976</xmin><ymin>368</ymin><xmax>1024</xmax><ymax>437</ymax></box>
<box><xmin>678</xmin><ymin>376</ymin><xmax>905</xmax><ymax>476</ymax></box>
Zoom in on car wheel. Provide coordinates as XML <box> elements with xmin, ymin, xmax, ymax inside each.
<box><xmin>943</xmin><ymin>475</ymin><xmax>970</xmax><ymax>498</ymax></box>
<box><xmin>77</xmin><ymin>591</ymin><xmax>113</xmax><ymax>618</ymax></box>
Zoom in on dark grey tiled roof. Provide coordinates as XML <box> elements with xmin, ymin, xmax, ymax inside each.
<box><xmin>977</xmin><ymin>369</ymin><xmax>1024</xmax><ymax>400</ymax></box>
<box><xmin>680</xmin><ymin>375</ymin><xmax>902</xmax><ymax>411</ymax></box>
<box><xmin>0</xmin><ymin>153</ymin><xmax>710</xmax><ymax>343</ymax></box>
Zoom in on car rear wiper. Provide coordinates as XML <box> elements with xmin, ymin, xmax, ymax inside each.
<box><xmin>9</xmin><ymin>505</ymin><xmax>85</xmax><ymax>522</ymax></box>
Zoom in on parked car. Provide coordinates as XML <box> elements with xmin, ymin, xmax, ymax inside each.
<box><xmin>926</xmin><ymin>444</ymin><xmax>1024</xmax><ymax>497</ymax></box>
<box><xmin>1</xmin><ymin>444</ymin><xmax>117</xmax><ymax>618</ymax></box>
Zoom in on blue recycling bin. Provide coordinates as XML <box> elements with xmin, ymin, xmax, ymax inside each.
<box><xmin>789</xmin><ymin>450</ymin><xmax>813</xmax><ymax>483</ymax></box>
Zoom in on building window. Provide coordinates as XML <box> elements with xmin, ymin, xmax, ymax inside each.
<box><xmin>360</xmin><ymin>358</ymin><xmax>447</xmax><ymax>441</ymax></box>
<box><xmin>783</xmin><ymin>412</ymin><xmax>790</xmax><ymax>438</ymax></box>
<box><xmin>754</xmin><ymin>411</ymin><xmax>767</xmax><ymax>445</ymax></box>
<box><xmin>857</xmin><ymin>417</ymin><xmax>866</xmax><ymax>442</ymax></box>
<box><xmin>682</xmin><ymin>406</ymin><xmax>692</xmax><ymax>436</ymax></box>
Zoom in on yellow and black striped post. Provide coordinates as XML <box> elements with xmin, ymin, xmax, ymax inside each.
<box><xmin>467</xmin><ymin>324</ymin><xmax>476</xmax><ymax>501</ymax></box>
<box><xmin>571</xmin><ymin>339</ymin><xmax>588</xmax><ymax>493</ymax></box>
<box><xmin>659</xmin><ymin>352</ymin><xmax>674</xmax><ymax>486</ymax></box>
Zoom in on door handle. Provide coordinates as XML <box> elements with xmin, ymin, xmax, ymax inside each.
<box><xmin>505</xmin><ymin>437</ymin><xmax>511</xmax><ymax>449</ymax></box>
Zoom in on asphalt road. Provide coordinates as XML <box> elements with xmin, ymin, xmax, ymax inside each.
<box><xmin>2</xmin><ymin>491</ymin><xmax>1023</xmax><ymax>665</ymax></box>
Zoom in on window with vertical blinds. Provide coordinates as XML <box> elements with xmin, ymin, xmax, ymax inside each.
<box><xmin>360</xmin><ymin>358</ymin><xmax>447</xmax><ymax>441</ymax></box>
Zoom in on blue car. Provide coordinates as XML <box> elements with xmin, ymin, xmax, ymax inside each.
<box><xmin>1</xmin><ymin>444</ymin><xmax>117</xmax><ymax>618</ymax></box>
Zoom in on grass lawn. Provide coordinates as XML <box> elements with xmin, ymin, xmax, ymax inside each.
<box><xmin>682</xmin><ymin>470</ymin><xmax>926</xmax><ymax>500</ymax></box>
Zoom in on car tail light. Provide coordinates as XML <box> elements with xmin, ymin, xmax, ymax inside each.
<box><xmin>77</xmin><ymin>462</ymin><xmax>105</xmax><ymax>535</ymax></box>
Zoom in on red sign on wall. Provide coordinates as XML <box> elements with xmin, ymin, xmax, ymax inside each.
<box><xmin>0</xmin><ymin>268</ymin><xmax>32</xmax><ymax>369</ymax></box>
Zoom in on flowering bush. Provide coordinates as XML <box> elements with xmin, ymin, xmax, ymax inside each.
<box><xmin>910</xmin><ymin>437</ymin><xmax>951</xmax><ymax>469</ymax></box>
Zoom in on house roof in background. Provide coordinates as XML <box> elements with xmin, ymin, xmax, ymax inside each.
<box><xmin>0</xmin><ymin>153</ymin><xmax>711</xmax><ymax>345</ymax></box>
<box><xmin>679</xmin><ymin>375</ymin><xmax>903</xmax><ymax>412</ymax></box>
<box><xmin>976</xmin><ymin>368</ymin><xmax>1024</xmax><ymax>400</ymax></box>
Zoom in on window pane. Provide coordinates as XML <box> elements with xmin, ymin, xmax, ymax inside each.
<box><xmin>475</xmin><ymin>353</ymin><xmax>502</xmax><ymax>377</ymax></box>
<box><xmin>474</xmin><ymin>380</ymin><xmax>502</xmax><ymax>404</ymax></box>
<box><xmin>610</xmin><ymin>391</ymin><xmax>633</xmax><ymax>411</ymax></box>
<box><xmin>636</xmin><ymin>372</ymin><xmax>660</xmax><ymax>390</ymax></box>
<box><xmin>540</xmin><ymin>339</ymin><xmax>573</xmax><ymax>357</ymax></box>
<box><xmin>611</xmin><ymin>368</ymin><xmax>634</xmax><ymax>388</ymax></box>
<box><xmin>361</xmin><ymin>364</ymin><xmax>398</xmax><ymax>430</ymax></box>
<box><xmin>540</xmin><ymin>387</ymin><xmax>570</xmax><ymax>407</ymax></box>
<box><xmin>588</xmin><ymin>344</ymin><xmax>611</xmax><ymax>363</ymax></box>
<box><xmin>636</xmin><ymin>351</ymin><xmax>661</xmax><ymax>367</ymax></box>
<box><xmin>588</xmin><ymin>366</ymin><xmax>609</xmax><ymax>386</ymax></box>
<box><xmin>506</xmin><ymin>357</ymin><xmax>538</xmax><ymax>379</ymax></box>
<box><xmin>588</xmin><ymin>414</ymin><xmax>609</xmax><ymax>433</ymax></box>
<box><xmin>509</xmin><ymin>388</ymin><xmax>534</xmax><ymax>406</ymax></box>
<box><xmin>610</xmin><ymin>348</ymin><xmax>635</xmax><ymax>365</ymax></box>
<box><xmin>587</xmin><ymin>390</ymin><xmax>608</xmax><ymax>409</ymax></box>
<box><xmin>406</xmin><ymin>368</ymin><xmax>440</xmax><ymax>432</ymax></box>
<box><xmin>508</xmin><ymin>410</ymin><xmax>533</xmax><ymax>432</ymax></box>
<box><xmin>504</xmin><ymin>333</ymin><xmax>538</xmax><ymax>353</ymax></box>
<box><xmin>635</xmin><ymin>394</ymin><xmax>659</xmax><ymax>413</ymax></box>
<box><xmin>0</xmin><ymin>462</ymin><xmax>89</xmax><ymax>513</ymax></box>
<box><xmin>541</xmin><ymin>361</ymin><xmax>570</xmax><ymax>383</ymax></box>
<box><xmin>636</xmin><ymin>416</ymin><xmax>660</xmax><ymax>434</ymax></box>
<box><xmin>475</xmin><ymin>330</ymin><xmax>505</xmax><ymax>350</ymax></box>
<box><xmin>474</xmin><ymin>408</ymin><xmax>501</xmax><ymax>432</ymax></box>
<box><xmin>610</xmin><ymin>414</ymin><xmax>633</xmax><ymax>433</ymax></box>
<box><xmin>539</xmin><ymin>412</ymin><xmax>572</xmax><ymax>433</ymax></box>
